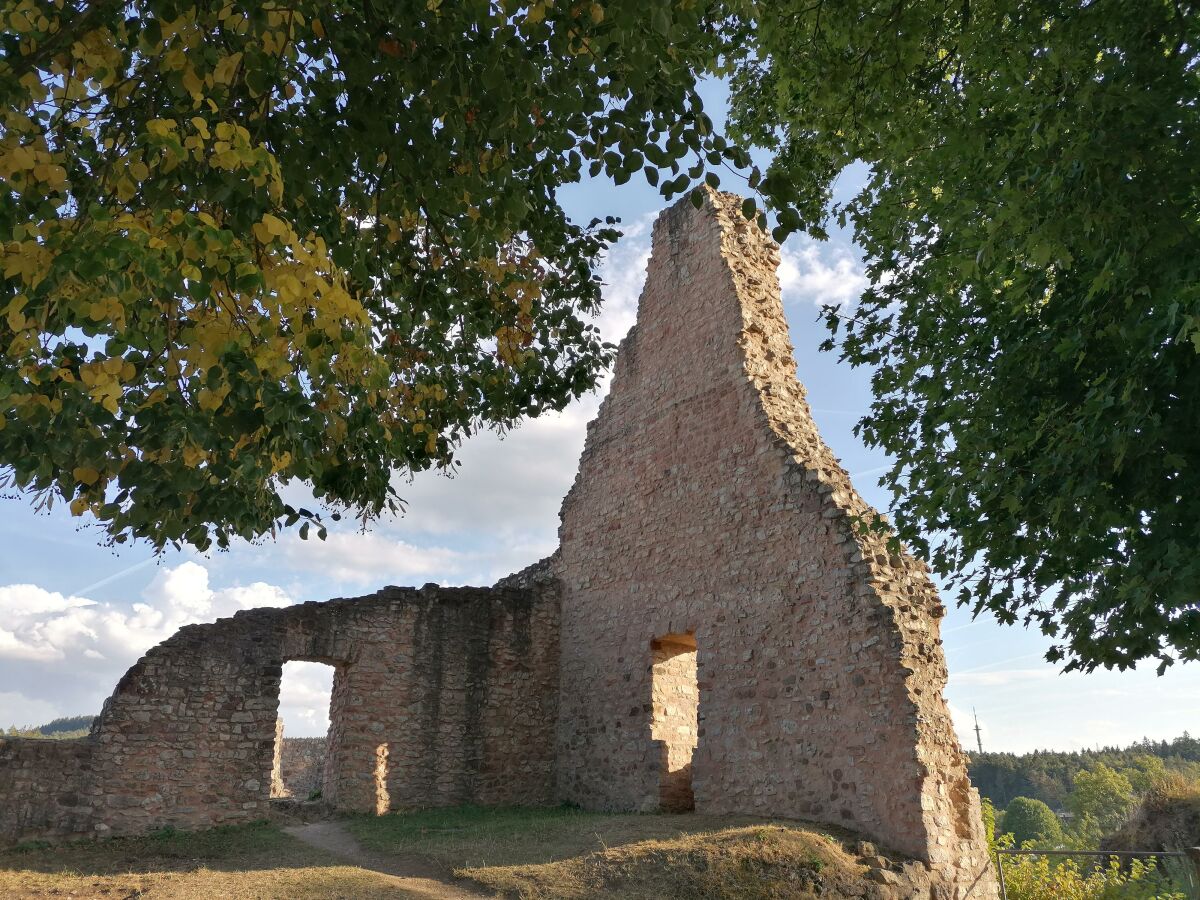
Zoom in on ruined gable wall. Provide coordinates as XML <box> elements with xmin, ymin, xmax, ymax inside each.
<box><xmin>554</xmin><ymin>190</ymin><xmax>994</xmax><ymax>896</ymax></box>
<box><xmin>0</xmin><ymin>582</ymin><xmax>559</xmax><ymax>846</ymax></box>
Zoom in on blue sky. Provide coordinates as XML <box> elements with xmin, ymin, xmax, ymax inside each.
<box><xmin>2</xmin><ymin>82</ymin><xmax>1196</xmax><ymax>751</ymax></box>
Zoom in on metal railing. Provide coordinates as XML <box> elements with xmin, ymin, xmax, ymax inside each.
<box><xmin>994</xmin><ymin>847</ymin><xmax>1200</xmax><ymax>900</ymax></box>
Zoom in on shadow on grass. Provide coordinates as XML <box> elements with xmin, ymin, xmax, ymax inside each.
<box><xmin>0</xmin><ymin>820</ymin><xmax>332</xmax><ymax>877</ymax></box>
<box><xmin>346</xmin><ymin>804</ymin><xmax>866</xmax><ymax>870</ymax></box>
<box><xmin>1</xmin><ymin>806</ymin><xmax>858</xmax><ymax>872</ymax></box>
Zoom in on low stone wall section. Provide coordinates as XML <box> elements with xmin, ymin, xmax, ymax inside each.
<box><xmin>0</xmin><ymin>738</ymin><xmax>95</xmax><ymax>844</ymax></box>
<box><xmin>0</xmin><ymin>581</ymin><xmax>560</xmax><ymax>846</ymax></box>
<box><xmin>272</xmin><ymin>736</ymin><xmax>327</xmax><ymax>800</ymax></box>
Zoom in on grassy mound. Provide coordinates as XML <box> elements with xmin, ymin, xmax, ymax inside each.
<box><xmin>4</xmin><ymin>806</ymin><xmax>924</xmax><ymax>898</ymax></box>
<box><xmin>349</xmin><ymin>806</ymin><xmax>909</xmax><ymax>898</ymax></box>
<box><xmin>460</xmin><ymin>824</ymin><xmax>868</xmax><ymax>899</ymax></box>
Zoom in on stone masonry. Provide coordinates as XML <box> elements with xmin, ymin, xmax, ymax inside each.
<box><xmin>1</xmin><ymin>583</ymin><xmax>559</xmax><ymax>842</ymax></box>
<box><xmin>0</xmin><ymin>191</ymin><xmax>995</xmax><ymax>897</ymax></box>
<box><xmin>552</xmin><ymin>190</ymin><xmax>995</xmax><ymax>897</ymax></box>
<box><xmin>270</xmin><ymin>729</ymin><xmax>328</xmax><ymax>800</ymax></box>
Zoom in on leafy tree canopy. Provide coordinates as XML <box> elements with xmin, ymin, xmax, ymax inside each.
<box><xmin>1068</xmin><ymin>763</ymin><xmax>1136</xmax><ymax>833</ymax></box>
<box><xmin>969</xmin><ymin>734</ymin><xmax>1200</xmax><ymax>810</ymax></box>
<box><xmin>0</xmin><ymin>0</ymin><xmax>752</xmax><ymax>551</ymax></box>
<box><xmin>1002</xmin><ymin>796</ymin><xmax>1063</xmax><ymax>848</ymax></box>
<box><xmin>731</xmin><ymin>0</ymin><xmax>1200</xmax><ymax>673</ymax></box>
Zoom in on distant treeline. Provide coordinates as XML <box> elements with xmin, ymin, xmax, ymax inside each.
<box><xmin>969</xmin><ymin>734</ymin><xmax>1200</xmax><ymax>810</ymax></box>
<box><xmin>4</xmin><ymin>715</ymin><xmax>95</xmax><ymax>739</ymax></box>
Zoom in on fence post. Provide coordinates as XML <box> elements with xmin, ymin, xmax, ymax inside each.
<box><xmin>995</xmin><ymin>850</ymin><xmax>1007</xmax><ymax>900</ymax></box>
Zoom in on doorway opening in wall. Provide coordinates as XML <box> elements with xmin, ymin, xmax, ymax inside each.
<box><xmin>271</xmin><ymin>660</ymin><xmax>335</xmax><ymax>801</ymax></box>
<box><xmin>651</xmin><ymin>631</ymin><xmax>698</xmax><ymax>812</ymax></box>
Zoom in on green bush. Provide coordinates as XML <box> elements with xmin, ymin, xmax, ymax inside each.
<box><xmin>998</xmin><ymin>853</ymin><xmax>1184</xmax><ymax>900</ymax></box>
<box><xmin>1004</xmin><ymin>797</ymin><xmax>1065</xmax><ymax>847</ymax></box>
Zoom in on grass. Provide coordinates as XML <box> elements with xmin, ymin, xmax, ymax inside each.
<box><xmin>3</xmin><ymin>806</ymin><xmax>884</xmax><ymax>899</ymax></box>
<box><xmin>0</xmin><ymin>820</ymin><xmax>401</xmax><ymax>899</ymax></box>
<box><xmin>349</xmin><ymin>805</ymin><xmax>872</xmax><ymax>898</ymax></box>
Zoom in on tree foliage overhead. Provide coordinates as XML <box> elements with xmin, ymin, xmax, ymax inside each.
<box><xmin>731</xmin><ymin>0</ymin><xmax>1200</xmax><ymax>672</ymax></box>
<box><xmin>0</xmin><ymin>0</ymin><xmax>750</xmax><ymax>551</ymax></box>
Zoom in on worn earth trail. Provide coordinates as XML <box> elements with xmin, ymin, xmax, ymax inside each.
<box><xmin>284</xmin><ymin>820</ymin><xmax>493</xmax><ymax>899</ymax></box>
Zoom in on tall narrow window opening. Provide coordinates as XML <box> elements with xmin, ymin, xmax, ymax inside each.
<box><xmin>651</xmin><ymin>632</ymin><xmax>698</xmax><ymax>812</ymax></box>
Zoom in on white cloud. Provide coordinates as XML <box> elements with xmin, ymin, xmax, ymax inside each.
<box><xmin>278</xmin><ymin>660</ymin><xmax>335</xmax><ymax>738</ymax></box>
<box><xmin>594</xmin><ymin>214</ymin><xmax>653</xmax><ymax>345</ymax></box>
<box><xmin>0</xmin><ymin>562</ymin><xmax>298</xmax><ymax>728</ymax></box>
<box><xmin>278</xmin><ymin>531</ymin><xmax>468</xmax><ymax>587</ymax></box>
<box><xmin>0</xmin><ymin>690</ymin><xmax>60</xmax><ymax>731</ymax></box>
<box><xmin>778</xmin><ymin>236</ymin><xmax>868</xmax><ymax>310</ymax></box>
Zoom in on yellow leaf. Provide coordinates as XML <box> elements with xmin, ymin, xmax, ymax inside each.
<box><xmin>182</xmin><ymin>66</ymin><xmax>204</xmax><ymax>97</ymax></box>
<box><xmin>591</xmin><ymin>3</ymin><xmax>604</xmax><ymax>23</ymax></box>
<box><xmin>261</xmin><ymin>213</ymin><xmax>289</xmax><ymax>237</ymax></box>
<box><xmin>311</xmin><ymin>17</ymin><xmax>325</xmax><ymax>38</ymax></box>
<box><xmin>73</xmin><ymin>466</ymin><xmax>100</xmax><ymax>485</ymax></box>
<box><xmin>70</xmin><ymin>496</ymin><xmax>88</xmax><ymax>516</ymax></box>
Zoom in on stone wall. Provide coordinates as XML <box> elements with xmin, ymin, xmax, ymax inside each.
<box><xmin>271</xmin><ymin>733</ymin><xmax>328</xmax><ymax>800</ymax></box>
<box><xmin>0</xmin><ymin>581</ymin><xmax>559</xmax><ymax>845</ymax></box>
<box><xmin>0</xmin><ymin>738</ymin><xmax>95</xmax><ymax>843</ymax></box>
<box><xmin>553</xmin><ymin>189</ymin><xmax>995</xmax><ymax>897</ymax></box>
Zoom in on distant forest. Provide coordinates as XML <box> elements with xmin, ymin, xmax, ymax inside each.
<box><xmin>968</xmin><ymin>734</ymin><xmax>1200</xmax><ymax>810</ymax></box>
<box><xmin>4</xmin><ymin>715</ymin><xmax>95</xmax><ymax>740</ymax></box>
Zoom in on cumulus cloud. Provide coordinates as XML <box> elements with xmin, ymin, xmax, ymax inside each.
<box><xmin>778</xmin><ymin>236</ymin><xmax>868</xmax><ymax>310</ymax></box>
<box><xmin>278</xmin><ymin>531</ymin><xmax>468</xmax><ymax>587</ymax></box>
<box><xmin>593</xmin><ymin>214</ymin><xmax>653</xmax><ymax>345</ymax></box>
<box><xmin>0</xmin><ymin>562</ymin><xmax>296</xmax><ymax>728</ymax></box>
<box><xmin>279</xmin><ymin>661</ymin><xmax>335</xmax><ymax>738</ymax></box>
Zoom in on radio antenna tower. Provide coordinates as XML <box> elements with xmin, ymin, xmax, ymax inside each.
<box><xmin>972</xmin><ymin>707</ymin><xmax>983</xmax><ymax>754</ymax></box>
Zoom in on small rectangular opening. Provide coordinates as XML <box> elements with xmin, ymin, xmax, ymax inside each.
<box><xmin>651</xmin><ymin>632</ymin><xmax>698</xmax><ymax>812</ymax></box>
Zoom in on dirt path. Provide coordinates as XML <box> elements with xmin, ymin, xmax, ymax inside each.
<box><xmin>284</xmin><ymin>820</ymin><xmax>493</xmax><ymax>899</ymax></box>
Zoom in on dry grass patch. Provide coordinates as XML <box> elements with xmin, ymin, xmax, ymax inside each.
<box><xmin>0</xmin><ymin>821</ymin><xmax>404</xmax><ymax>899</ymax></box>
<box><xmin>460</xmin><ymin>824</ymin><xmax>866</xmax><ymax>899</ymax></box>
<box><xmin>350</xmin><ymin>806</ymin><xmax>877</xmax><ymax>898</ymax></box>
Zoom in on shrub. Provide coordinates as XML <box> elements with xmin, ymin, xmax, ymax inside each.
<box><xmin>1004</xmin><ymin>797</ymin><xmax>1065</xmax><ymax>847</ymax></box>
<box><xmin>997</xmin><ymin>853</ymin><xmax>1184</xmax><ymax>900</ymax></box>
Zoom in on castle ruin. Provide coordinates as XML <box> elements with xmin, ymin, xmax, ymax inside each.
<box><xmin>0</xmin><ymin>191</ymin><xmax>996</xmax><ymax>897</ymax></box>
